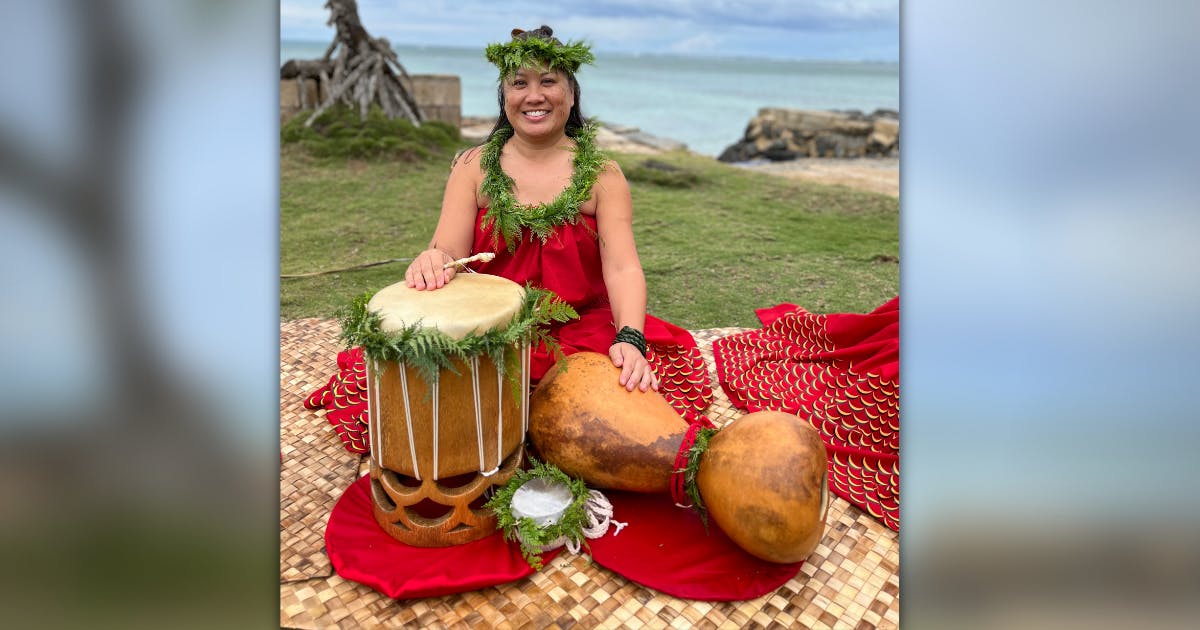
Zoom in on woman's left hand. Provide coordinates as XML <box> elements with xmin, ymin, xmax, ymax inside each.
<box><xmin>609</xmin><ymin>342</ymin><xmax>659</xmax><ymax>392</ymax></box>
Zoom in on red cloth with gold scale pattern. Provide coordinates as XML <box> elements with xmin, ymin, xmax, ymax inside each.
<box><xmin>305</xmin><ymin>208</ymin><xmax>715</xmax><ymax>452</ymax></box>
<box><xmin>712</xmin><ymin>297</ymin><xmax>899</xmax><ymax>531</ymax></box>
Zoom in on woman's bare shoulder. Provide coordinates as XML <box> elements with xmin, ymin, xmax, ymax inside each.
<box><xmin>451</xmin><ymin>144</ymin><xmax>488</xmax><ymax>173</ymax></box>
<box><xmin>595</xmin><ymin>157</ymin><xmax>629</xmax><ymax>191</ymax></box>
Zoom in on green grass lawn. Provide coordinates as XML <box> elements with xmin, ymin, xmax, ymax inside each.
<box><xmin>281</xmin><ymin>138</ymin><xmax>898</xmax><ymax>329</ymax></box>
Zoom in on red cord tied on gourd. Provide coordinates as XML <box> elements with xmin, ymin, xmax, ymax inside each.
<box><xmin>670</xmin><ymin>410</ymin><xmax>718</xmax><ymax>522</ymax></box>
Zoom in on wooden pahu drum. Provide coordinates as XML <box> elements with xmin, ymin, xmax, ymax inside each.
<box><xmin>364</xmin><ymin>274</ymin><xmax>530</xmax><ymax>546</ymax></box>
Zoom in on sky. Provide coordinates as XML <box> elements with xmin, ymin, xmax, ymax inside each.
<box><xmin>279</xmin><ymin>0</ymin><xmax>899</xmax><ymax>62</ymax></box>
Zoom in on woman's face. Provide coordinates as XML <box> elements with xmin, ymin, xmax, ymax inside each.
<box><xmin>503</xmin><ymin>67</ymin><xmax>574</xmax><ymax>140</ymax></box>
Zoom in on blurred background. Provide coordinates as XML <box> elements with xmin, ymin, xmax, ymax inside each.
<box><xmin>2</xmin><ymin>0</ymin><xmax>1199</xmax><ymax>627</ymax></box>
<box><xmin>0</xmin><ymin>0</ymin><xmax>279</xmax><ymax>627</ymax></box>
<box><xmin>903</xmin><ymin>1</ymin><xmax>1200</xmax><ymax>627</ymax></box>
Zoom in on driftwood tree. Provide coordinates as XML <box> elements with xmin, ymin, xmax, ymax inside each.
<box><xmin>280</xmin><ymin>0</ymin><xmax>425</xmax><ymax>126</ymax></box>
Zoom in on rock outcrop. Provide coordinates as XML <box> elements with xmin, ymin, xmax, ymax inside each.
<box><xmin>718</xmin><ymin>108</ymin><xmax>898</xmax><ymax>162</ymax></box>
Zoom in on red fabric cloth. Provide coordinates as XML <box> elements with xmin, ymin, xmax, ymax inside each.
<box><xmin>325</xmin><ymin>475</ymin><xmax>561</xmax><ymax>599</ymax></box>
<box><xmin>328</xmin><ymin>475</ymin><xmax>799</xmax><ymax>601</ymax></box>
<box><xmin>712</xmin><ymin>297</ymin><xmax>899</xmax><ymax>531</ymax></box>
<box><xmin>305</xmin><ymin>208</ymin><xmax>714</xmax><ymax>453</ymax></box>
<box><xmin>589</xmin><ymin>491</ymin><xmax>803</xmax><ymax>601</ymax></box>
<box><xmin>304</xmin><ymin>347</ymin><xmax>369</xmax><ymax>453</ymax></box>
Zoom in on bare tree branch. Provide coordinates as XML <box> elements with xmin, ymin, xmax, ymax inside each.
<box><xmin>285</xmin><ymin>0</ymin><xmax>425</xmax><ymax>124</ymax></box>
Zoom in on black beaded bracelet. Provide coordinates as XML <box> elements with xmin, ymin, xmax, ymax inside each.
<box><xmin>613</xmin><ymin>326</ymin><xmax>647</xmax><ymax>358</ymax></box>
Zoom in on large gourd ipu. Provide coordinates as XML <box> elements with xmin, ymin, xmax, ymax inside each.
<box><xmin>529</xmin><ymin>352</ymin><xmax>687</xmax><ymax>492</ymax></box>
<box><xmin>697</xmin><ymin>410</ymin><xmax>828</xmax><ymax>563</ymax></box>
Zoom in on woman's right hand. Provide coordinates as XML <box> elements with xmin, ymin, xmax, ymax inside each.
<box><xmin>405</xmin><ymin>248</ymin><xmax>457</xmax><ymax>290</ymax></box>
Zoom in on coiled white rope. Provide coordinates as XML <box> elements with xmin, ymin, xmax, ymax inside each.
<box><xmin>549</xmin><ymin>490</ymin><xmax>627</xmax><ymax>555</ymax></box>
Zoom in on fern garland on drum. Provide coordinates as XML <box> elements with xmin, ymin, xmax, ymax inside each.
<box><xmin>479</xmin><ymin>122</ymin><xmax>607</xmax><ymax>252</ymax></box>
<box><xmin>338</xmin><ymin>284</ymin><xmax>577</xmax><ymax>388</ymax></box>
<box><xmin>484</xmin><ymin>458</ymin><xmax>591</xmax><ymax>570</ymax></box>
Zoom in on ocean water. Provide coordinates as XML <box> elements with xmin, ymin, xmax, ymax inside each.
<box><xmin>281</xmin><ymin>41</ymin><xmax>899</xmax><ymax>157</ymax></box>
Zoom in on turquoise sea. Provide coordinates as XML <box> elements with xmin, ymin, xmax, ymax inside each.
<box><xmin>281</xmin><ymin>41</ymin><xmax>899</xmax><ymax>157</ymax></box>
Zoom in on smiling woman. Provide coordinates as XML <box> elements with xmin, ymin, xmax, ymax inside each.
<box><xmin>307</xmin><ymin>25</ymin><xmax>716</xmax><ymax>455</ymax></box>
<box><xmin>390</xmin><ymin>24</ymin><xmax>714</xmax><ymax>398</ymax></box>
<box><xmin>501</xmin><ymin>69</ymin><xmax>575</xmax><ymax>141</ymax></box>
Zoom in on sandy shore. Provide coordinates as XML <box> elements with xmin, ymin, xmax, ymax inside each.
<box><xmin>729</xmin><ymin>157</ymin><xmax>899</xmax><ymax>198</ymax></box>
<box><xmin>460</xmin><ymin>117</ymin><xmax>899</xmax><ymax>198</ymax></box>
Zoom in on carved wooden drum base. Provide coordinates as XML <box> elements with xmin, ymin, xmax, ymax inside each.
<box><xmin>370</xmin><ymin>444</ymin><xmax>525</xmax><ymax>547</ymax></box>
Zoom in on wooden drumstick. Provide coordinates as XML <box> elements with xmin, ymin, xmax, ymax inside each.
<box><xmin>443</xmin><ymin>252</ymin><xmax>496</xmax><ymax>269</ymax></box>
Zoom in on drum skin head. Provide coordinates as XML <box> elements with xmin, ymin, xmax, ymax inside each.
<box><xmin>368</xmin><ymin>274</ymin><xmax>525</xmax><ymax>340</ymax></box>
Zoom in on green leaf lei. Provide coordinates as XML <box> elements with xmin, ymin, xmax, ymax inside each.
<box><xmin>338</xmin><ymin>284</ymin><xmax>578</xmax><ymax>393</ymax></box>
<box><xmin>484</xmin><ymin>458</ymin><xmax>592</xmax><ymax>570</ymax></box>
<box><xmin>479</xmin><ymin>122</ymin><xmax>607</xmax><ymax>252</ymax></box>
<box><xmin>485</xmin><ymin>37</ymin><xmax>595</xmax><ymax>80</ymax></box>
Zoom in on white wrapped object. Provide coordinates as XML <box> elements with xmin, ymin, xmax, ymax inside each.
<box><xmin>511</xmin><ymin>477</ymin><xmax>574</xmax><ymax>527</ymax></box>
<box><xmin>510</xmin><ymin>478</ymin><xmax>627</xmax><ymax>555</ymax></box>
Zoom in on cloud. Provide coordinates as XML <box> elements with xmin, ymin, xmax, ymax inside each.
<box><xmin>578</xmin><ymin>0</ymin><xmax>898</xmax><ymax>31</ymax></box>
<box><xmin>667</xmin><ymin>32</ymin><xmax>726</xmax><ymax>55</ymax></box>
<box><xmin>547</xmin><ymin>15</ymin><xmax>677</xmax><ymax>46</ymax></box>
<box><xmin>279</xmin><ymin>2</ymin><xmax>328</xmax><ymax>26</ymax></box>
<box><xmin>280</xmin><ymin>0</ymin><xmax>898</xmax><ymax>60</ymax></box>
<box><xmin>279</xmin><ymin>1</ymin><xmax>332</xmax><ymax>38</ymax></box>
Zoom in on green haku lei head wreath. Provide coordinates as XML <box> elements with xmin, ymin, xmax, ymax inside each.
<box><xmin>337</xmin><ymin>283</ymin><xmax>578</xmax><ymax>394</ymax></box>
<box><xmin>485</xmin><ymin>25</ymin><xmax>595</xmax><ymax>79</ymax></box>
<box><xmin>484</xmin><ymin>457</ymin><xmax>592</xmax><ymax>570</ymax></box>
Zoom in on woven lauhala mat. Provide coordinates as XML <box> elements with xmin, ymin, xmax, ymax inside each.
<box><xmin>281</xmin><ymin>319</ymin><xmax>365</xmax><ymax>582</ymax></box>
<box><xmin>280</xmin><ymin>320</ymin><xmax>899</xmax><ymax>629</ymax></box>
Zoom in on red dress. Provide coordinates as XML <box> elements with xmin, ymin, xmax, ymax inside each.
<box><xmin>305</xmin><ymin>208</ymin><xmax>714</xmax><ymax>454</ymax></box>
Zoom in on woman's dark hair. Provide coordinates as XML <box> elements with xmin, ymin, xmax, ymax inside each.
<box><xmin>485</xmin><ymin>71</ymin><xmax>587</xmax><ymax>142</ymax></box>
